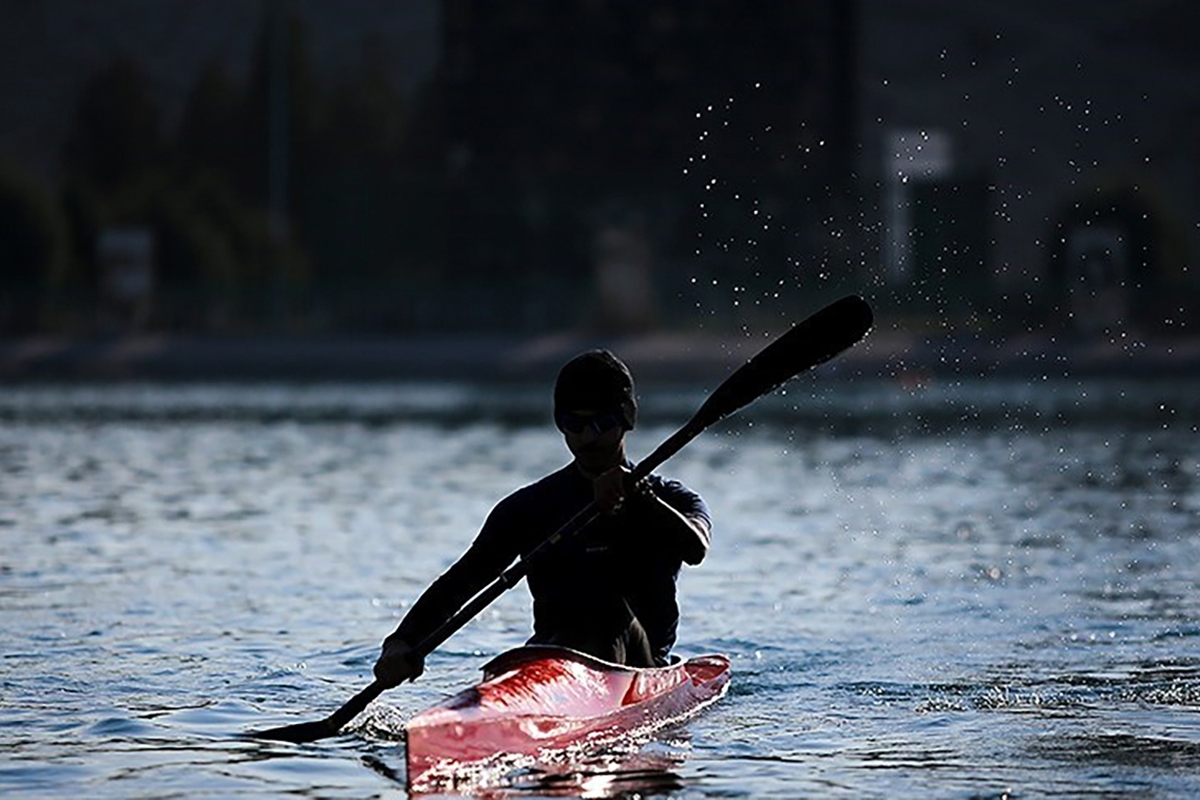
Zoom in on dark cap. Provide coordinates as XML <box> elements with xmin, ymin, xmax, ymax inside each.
<box><xmin>553</xmin><ymin>350</ymin><xmax>637</xmax><ymax>430</ymax></box>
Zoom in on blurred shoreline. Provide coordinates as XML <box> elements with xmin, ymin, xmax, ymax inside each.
<box><xmin>3</xmin><ymin>327</ymin><xmax>1199</xmax><ymax>384</ymax></box>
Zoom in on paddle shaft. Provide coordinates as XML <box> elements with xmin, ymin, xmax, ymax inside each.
<box><xmin>248</xmin><ymin>294</ymin><xmax>873</xmax><ymax>742</ymax></box>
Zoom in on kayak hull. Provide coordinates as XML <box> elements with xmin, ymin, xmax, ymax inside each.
<box><xmin>404</xmin><ymin>645</ymin><xmax>730</xmax><ymax>789</ymax></box>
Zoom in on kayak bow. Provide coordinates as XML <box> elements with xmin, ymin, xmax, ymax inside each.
<box><xmin>405</xmin><ymin>646</ymin><xmax>730</xmax><ymax>788</ymax></box>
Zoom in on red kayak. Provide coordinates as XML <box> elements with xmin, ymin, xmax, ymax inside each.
<box><xmin>404</xmin><ymin>645</ymin><xmax>730</xmax><ymax>789</ymax></box>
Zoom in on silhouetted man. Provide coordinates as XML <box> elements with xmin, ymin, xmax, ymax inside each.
<box><xmin>373</xmin><ymin>350</ymin><xmax>711</xmax><ymax>687</ymax></box>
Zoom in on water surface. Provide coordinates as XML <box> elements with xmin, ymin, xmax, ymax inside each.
<box><xmin>2</xmin><ymin>378</ymin><xmax>1198</xmax><ymax>798</ymax></box>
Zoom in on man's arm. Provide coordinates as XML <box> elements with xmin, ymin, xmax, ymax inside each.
<box><xmin>632</xmin><ymin>478</ymin><xmax>711</xmax><ymax>565</ymax></box>
<box><xmin>594</xmin><ymin>468</ymin><xmax>711</xmax><ymax>565</ymax></box>
<box><xmin>388</xmin><ymin>542</ymin><xmax>504</xmax><ymax>644</ymax></box>
<box><xmin>374</xmin><ymin>510</ymin><xmax>517</xmax><ymax>686</ymax></box>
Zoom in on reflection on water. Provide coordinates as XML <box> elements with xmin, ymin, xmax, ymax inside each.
<box><xmin>399</xmin><ymin>740</ymin><xmax>688</xmax><ymax>798</ymax></box>
<box><xmin>1</xmin><ymin>377</ymin><xmax>1198</xmax><ymax>798</ymax></box>
<box><xmin>499</xmin><ymin>752</ymin><xmax>686</xmax><ymax>799</ymax></box>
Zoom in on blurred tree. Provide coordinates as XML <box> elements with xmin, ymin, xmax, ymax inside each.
<box><xmin>79</xmin><ymin>172</ymin><xmax>308</xmax><ymax>333</ymax></box>
<box><xmin>60</xmin><ymin>180</ymin><xmax>100</xmax><ymax>320</ymax></box>
<box><xmin>51</xmin><ymin>10</ymin><xmax>459</xmax><ymax>334</ymax></box>
<box><xmin>295</xmin><ymin>36</ymin><xmax>455</xmax><ymax>331</ymax></box>
<box><xmin>0</xmin><ymin>162</ymin><xmax>71</xmax><ymax>333</ymax></box>
<box><xmin>61</xmin><ymin>56</ymin><xmax>164</xmax><ymax>193</ymax></box>
<box><xmin>57</xmin><ymin>56</ymin><xmax>165</xmax><ymax>332</ymax></box>
<box><xmin>300</xmin><ymin>38</ymin><xmax>409</xmax><ymax>324</ymax></box>
<box><xmin>321</xmin><ymin>38</ymin><xmax>407</xmax><ymax>168</ymax></box>
<box><xmin>177</xmin><ymin>63</ymin><xmax>254</xmax><ymax>196</ymax></box>
<box><xmin>245</xmin><ymin>9</ymin><xmax>321</xmax><ymax>218</ymax></box>
<box><xmin>55</xmin><ymin>47</ymin><xmax>311</xmax><ymax>334</ymax></box>
<box><xmin>150</xmin><ymin>175</ymin><xmax>308</xmax><ymax>331</ymax></box>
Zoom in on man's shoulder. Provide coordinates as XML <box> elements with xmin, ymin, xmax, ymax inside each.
<box><xmin>644</xmin><ymin>472</ymin><xmax>703</xmax><ymax>500</ymax></box>
<box><xmin>643</xmin><ymin>472</ymin><xmax>710</xmax><ymax>525</ymax></box>
<box><xmin>493</xmin><ymin>463</ymin><xmax>578</xmax><ymax>513</ymax></box>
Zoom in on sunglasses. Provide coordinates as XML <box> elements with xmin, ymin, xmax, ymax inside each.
<box><xmin>555</xmin><ymin>410</ymin><xmax>625</xmax><ymax>435</ymax></box>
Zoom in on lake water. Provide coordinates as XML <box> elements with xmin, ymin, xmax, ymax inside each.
<box><xmin>2</xmin><ymin>377</ymin><xmax>1199</xmax><ymax>798</ymax></box>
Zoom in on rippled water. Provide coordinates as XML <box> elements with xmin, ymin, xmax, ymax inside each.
<box><xmin>2</xmin><ymin>377</ymin><xmax>1199</xmax><ymax>798</ymax></box>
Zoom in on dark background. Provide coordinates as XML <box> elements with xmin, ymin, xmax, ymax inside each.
<box><xmin>1</xmin><ymin>0</ymin><xmax>1198</xmax><ymax>345</ymax></box>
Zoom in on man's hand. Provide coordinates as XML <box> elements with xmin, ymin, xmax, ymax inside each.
<box><xmin>594</xmin><ymin>465</ymin><xmax>632</xmax><ymax>515</ymax></box>
<box><xmin>373</xmin><ymin>636</ymin><xmax>425</xmax><ymax>688</ymax></box>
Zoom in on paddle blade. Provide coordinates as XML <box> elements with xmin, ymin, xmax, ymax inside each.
<box><xmin>693</xmin><ymin>294</ymin><xmax>872</xmax><ymax>428</ymax></box>
<box><xmin>244</xmin><ymin>680</ymin><xmax>385</xmax><ymax>743</ymax></box>
<box><xmin>245</xmin><ymin>718</ymin><xmax>340</xmax><ymax>744</ymax></box>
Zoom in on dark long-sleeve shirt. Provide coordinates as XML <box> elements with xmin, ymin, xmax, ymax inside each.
<box><xmin>392</xmin><ymin>462</ymin><xmax>711</xmax><ymax>665</ymax></box>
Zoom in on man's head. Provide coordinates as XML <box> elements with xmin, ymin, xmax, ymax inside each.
<box><xmin>553</xmin><ymin>350</ymin><xmax>637</xmax><ymax>475</ymax></box>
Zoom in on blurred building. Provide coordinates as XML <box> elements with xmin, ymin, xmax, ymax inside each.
<box><xmin>857</xmin><ymin>0</ymin><xmax>1200</xmax><ymax>331</ymax></box>
<box><xmin>2</xmin><ymin>0</ymin><xmax>1199</xmax><ymax>336</ymax></box>
<box><xmin>437</xmin><ymin>0</ymin><xmax>858</xmax><ymax>330</ymax></box>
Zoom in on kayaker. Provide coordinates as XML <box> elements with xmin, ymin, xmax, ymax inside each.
<box><xmin>373</xmin><ymin>350</ymin><xmax>712</xmax><ymax>687</ymax></box>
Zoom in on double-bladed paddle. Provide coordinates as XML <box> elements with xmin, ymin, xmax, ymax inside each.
<box><xmin>247</xmin><ymin>294</ymin><xmax>873</xmax><ymax>743</ymax></box>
